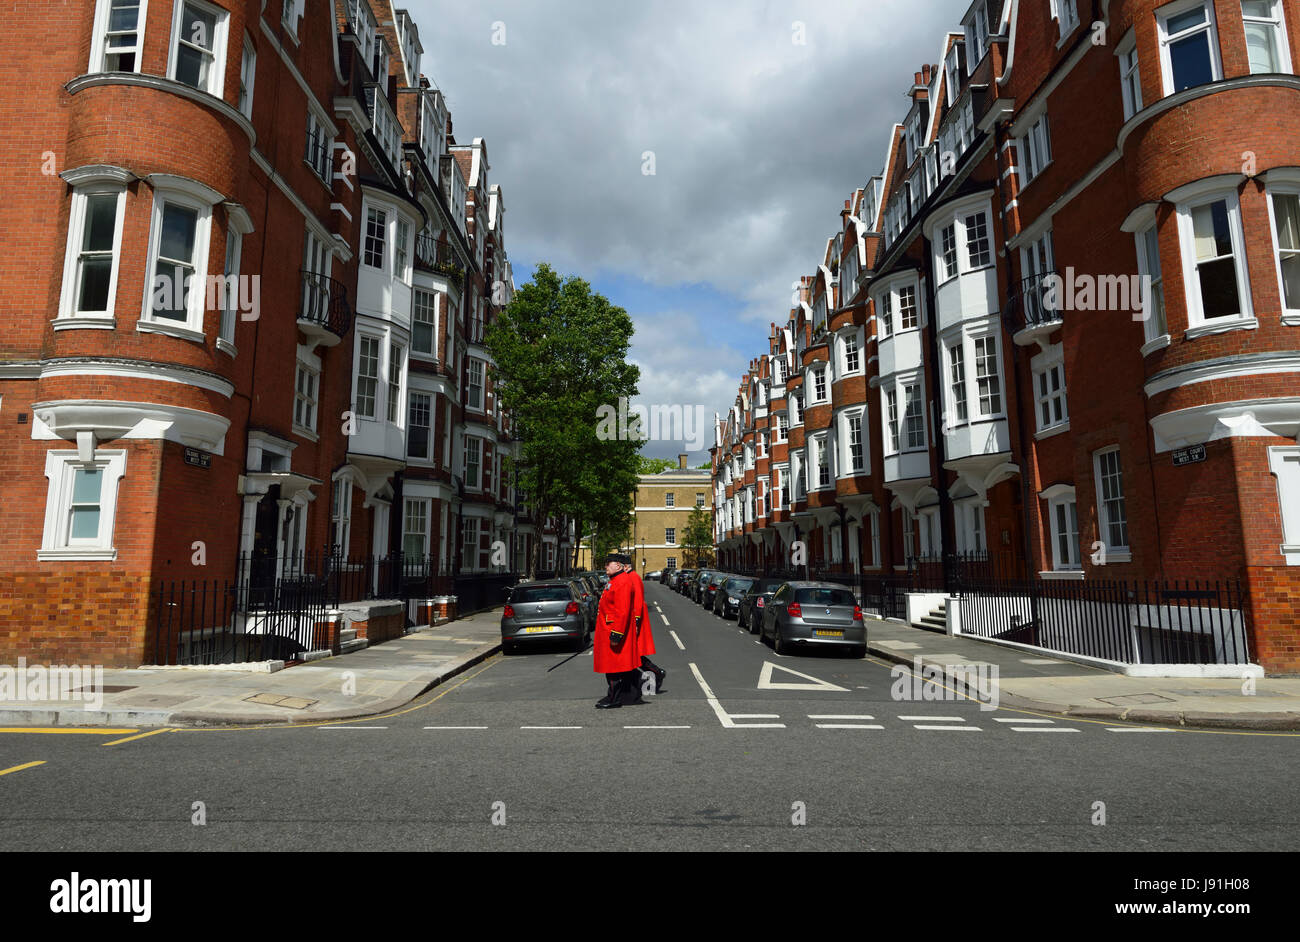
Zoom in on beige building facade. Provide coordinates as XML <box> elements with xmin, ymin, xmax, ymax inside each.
<box><xmin>625</xmin><ymin>455</ymin><xmax>712</xmax><ymax>575</ymax></box>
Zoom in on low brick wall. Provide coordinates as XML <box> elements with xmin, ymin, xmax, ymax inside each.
<box><xmin>338</xmin><ymin>601</ymin><xmax>406</xmax><ymax>647</ymax></box>
<box><xmin>0</xmin><ymin>571</ymin><xmax>153</xmax><ymax>667</ymax></box>
<box><xmin>1246</xmin><ymin>566</ymin><xmax>1300</xmax><ymax>674</ymax></box>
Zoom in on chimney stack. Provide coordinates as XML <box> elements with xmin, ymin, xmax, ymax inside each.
<box><xmin>678</xmin><ymin>453</ymin><xmax>687</xmax><ymax>470</ymax></box>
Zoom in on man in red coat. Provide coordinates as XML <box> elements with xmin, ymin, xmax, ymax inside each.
<box><xmin>593</xmin><ymin>553</ymin><xmax>644</xmax><ymax>708</ymax></box>
<box><xmin>622</xmin><ymin>561</ymin><xmax>667</xmax><ymax>695</ymax></box>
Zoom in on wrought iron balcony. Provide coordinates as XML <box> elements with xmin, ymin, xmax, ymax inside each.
<box><xmin>299</xmin><ymin>270</ymin><xmax>352</xmax><ymax>346</ymax></box>
<box><xmin>1008</xmin><ymin>270</ymin><xmax>1063</xmax><ymax>345</ymax></box>
<box><xmin>415</xmin><ymin>233</ymin><xmax>465</xmax><ymax>282</ymax></box>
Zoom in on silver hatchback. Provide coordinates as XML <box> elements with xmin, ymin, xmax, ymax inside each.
<box><xmin>501</xmin><ymin>581</ymin><xmax>589</xmax><ymax>654</ymax></box>
<box><xmin>760</xmin><ymin>582</ymin><xmax>867</xmax><ymax>657</ymax></box>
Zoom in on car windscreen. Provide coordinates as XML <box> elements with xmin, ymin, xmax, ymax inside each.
<box><xmin>724</xmin><ymin>579</ymin><xmax>754</xmax><ymax>593</ymax></box>
<box><xmin>512</xmin><ymin>586</ymin><xmax>572</xmax><ymax>603</ymax></box>
<box><xmin>795</xmin><ymin>587</ymin><xmax>857</xmax><ymax>607</ymax></box>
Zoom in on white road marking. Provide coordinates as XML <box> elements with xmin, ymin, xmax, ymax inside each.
<box><xmin>1010</xmin><ymin>727</ymin><xmax>1080</xmax><ymax>732</ymax></box>
<box><xmin>660</xmin><ymin>614</ymin><xmax>670</xmax><ymax>626</ymax></box>
<box><xmin>688</xmin><ymin>662</ymin><xmax>785</xmax><ymax>729</ymax></box>
<box><xmin>729</xmin><ymin>714</ymin><xmax>781</xmax><ymax>719</ymax></box>
<box><xmin>993</xmin><ymin>717</ymin><xmax>1053</xmax><ymax>723</ymax></box>
<box><xmin>1020</xmin><ymin>657</ymin><xmax>1063</xmax><ymax>664</ymax></box>
<box><xmin>624</xmin><ymin>725</ymin><xmax>691</xmax><ymax>729</ymax></box>
<box><xmin>1106</xmin><ymin>727</ymin><xmax>1177</xmax><ymax>732</ymax></box>
<box><xmin>320</xmin><ymin>726</ymin><xmax>388</xmax><ymax>730</ymax></box>
<box><xmin>898</xmin><ymin>715</ymin><xmax>964</xmax><ymax>722</ymax></box>
<box><xmin>424</xmin><ymin>726</ymin><xmax>488</xmax><ymax>730</ymax></box>
<box><xmin>669</xmin><ymin>630</ymin><xmax>685</xmax><ymax>650</ymax></box>
<box><xmin>914</xmin><ymin>725</ymin><xmax>982</xmax><ymax>731</ymax></box>
<box><xmin>521</xmin><ymin>726</ymin><xmax>583</xmax><ymax>730</ymax></box>
<box><xmin>809</xmin><ymin>714</ymin><xmax>876</xmax><ymax>720</ymax></box>
<box><xmin>757</xmin><ymin>661</ymin><xmax>849</xmax><ymax>692</ymax></box>
<box><xmin>815</xmin><ymin>723</ymin><xmax>884</xmax><ymax>729</ymax></box>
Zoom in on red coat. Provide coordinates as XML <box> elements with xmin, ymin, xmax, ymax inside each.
<box><xmin>593</xmin><ymin>571</ymin><xmax>640</xmax><ymax>673</ymax></box>
<box><xmin>626</xmin><ymin>570</ymin><xmax>656</xmax><ymax>658</ymax></box>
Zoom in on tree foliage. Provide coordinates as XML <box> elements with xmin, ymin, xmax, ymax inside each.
<box><xmin>638</xmin><ymin>456</ymin><xmax>677</xmax><ymax>475</ymax></box>
<box><xmin>682</xmin><ymin>505</ymin><xmax>715</xmax><ymax>568</ymax></box>
<box><xmin>485</xmin><ymin>264</ymin><xmax>640</xmax><ymax>575</ymax></box>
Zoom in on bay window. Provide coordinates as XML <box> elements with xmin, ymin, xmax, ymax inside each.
<box><xmin>91</xmin><ymin>0</ymin><xmax>147</xmax><ymax>73</ymax></box>
<box><xmin>408</xmin><ymin>392</ymin><xmax>432</xmax><ymax>460</ymax></box>
<box><xmin>1242</xmin><ymin>0</ymin><xmax>1291</xmax><ymax>74</ymax></box>
<box><xmin>169</xmin><ymin>0</ymin><xmax>228</xmax><ymax>96</ymax></box>
<box><xmin>58</xmin><ymin>179</ymin><xmax>127</xmax><ymax>325</ymax></box>
<box><xmin>364</xmin><ymin>206</ymin><xmax>387</xmax><ymax>269</ymax></box>
<box><xmin>412</xmin><ymin>289</ymin><xmax>438</xmax><ymax>356</ymax></box>
<box><xmin>464</xmin><ymin>435</ymin><xmax>482</xmax><ymax>489</ymax></box>
<box><xmin>1117</xmin><ymin>31</ymin><xmax>1143</xmax><ymax>119</ymax></box>
<box><xmin>141</xmin><ymin>178</ymin><xmax>217</xmax><ymax>337</ymax></box>
<box><xmin>387</xmin><ymin>344</ymin><xmax>404</xmax><ymax>424</ymax></box>
<box><xmin>1173</xmin><ymin>184</ymin><xmax>1253</xmax><ymax>333</ymax></box>
<box><xmin>1267</xmin><ymin>185</ymin><xmax>1300</xmax><ymax>320</ymax></box>
<box><xmin>355</xmin><ymin>335</ymin><xmax>380</xmax><ymax>418</ymax></box>
<box><xmin>238</xmin><ymin>36</ymin><xmax>255</xmax><ymax>117</ymax></box>
<box><xmin>1135</xmin><ymin>223</ymin><xmax>1169</xmax><ymax>346</ymax></box>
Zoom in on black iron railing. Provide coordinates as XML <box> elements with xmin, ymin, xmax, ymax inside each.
<box><xmin>415</xmin><ymin>233</ymin><xmax>465</xmax><ymax>281</ymax></box>
<box><xmin>299</xmin><ymin>270</ymin><xmax>352</xmax><ymax>338</ymax></box>
<box><xmin>1009</xmin><ymin>271</ymin><xmax>1063</xmax><ymax>333</ymax></box>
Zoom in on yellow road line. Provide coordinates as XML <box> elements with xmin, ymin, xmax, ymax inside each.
<box><xmin>174</xmin><ymin>655</ymin><xmax>504</xmax><ymax>733</ymax></box>
<box><xmin>864</xmin><ymin>655</ymin><xmax>1300</xmax><ymax>738</ymax></box>
<box><xmin>0</xmin><ymin>728</ymin><xmax>138</xmax><ymax>735</ymax></box>
<box><xmin>102</xmin><ymin>728</ymin><xmax>173</xmax><ymax>746</ymax></box>
<box><xmin>0</xmin><ymin>761</ymin><xmax>46</xmax><ymax>777</ymax></box>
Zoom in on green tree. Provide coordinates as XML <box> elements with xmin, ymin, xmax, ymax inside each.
<box><xmin>681</xmin><ymin>505</ymin><xmax>715</xmax><ymax>568</ymax></box>
<box><xmin>486</xmin><ymin>264</ymin><xmax>641</xmax><ymax>576</ymax></box>
<box><xmin>638</xmin><ymin>456</ymin><xmax>676</xmax><ymax>475</ymax></box>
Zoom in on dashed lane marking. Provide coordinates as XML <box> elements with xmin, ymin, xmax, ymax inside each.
<box><xmin>914</xmin><ymin>725</ymin><xmax>982</xmax><ymax>731</ymax></box>
<box><xmin>521</xmin><ymin>726</ymin><xmax>582</xmax><ymax>730</ymax></box>
<box><xmin>424</xmin><ymin>726</ymin><xmax>489</xmax><ymax>730</ymax></box>
<box><xmin>660</xmin><ymin>614</ymin><xmax>670</xmax><ymax>626</ymax></box>
<box><xmin>1010</xmin><ymin>727</ymin><xmax>1080</xmax><ymax>732</ymax></box>
<box><xmin>669</xmin><ymin>631</ymin><xmax>685</xmax><ymax>650</ymax></box>
<box><xmin>815</xmin><ymin>724</ymin><xmax>885</xmax><ymax>729</ymax></box>
<box><xmin>318</xmin><ymin>726</ymin><xmax>388</xmax><ymax>730</ymax></box>
<box><xmin>898</xmin><ymin>716</ymin><xmax>965</xmax><ymax>722</ymax></box>
<box><xmin>624</xmin><ymin>725</ymin><xmax>691</xmax><ymax>729</ymax></box>
<box><xmin>809</xmin><ymin>714</ymin><xmax>876</xmax><ymax>720</ymax></box>
<box><xmin>993</xmin><ymin>717</ymin><xmax>1053</xmax><ymax>723</ymax></box>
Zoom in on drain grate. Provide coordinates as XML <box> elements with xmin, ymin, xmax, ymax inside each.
<box><xmin>243</xmin><ymin>693</ymin><xmax>318</xmax><ymax>710</ymax></box>
<box><xmin>76</xmin><ymin>685</ymin><xmax>135</xmax><ymax>694</ymax></box>
<box><xmin>1096</xmin><ymin>693</ymin><xmax>1176</xmax><ymax>706</ymax></box>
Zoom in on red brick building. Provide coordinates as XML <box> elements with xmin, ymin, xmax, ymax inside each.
<box><xmin>713</xmin><ymin>0</ymin><xmax>1300</xmax><ymax>673</ymax></box>
<box><xmin>0</xmin><ymin>0</ymin><xmax>569</xmax><ymax>666</ymax></box>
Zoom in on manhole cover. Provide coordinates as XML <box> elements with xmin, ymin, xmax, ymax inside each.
<box><xmin>77</xmin><ymin>685</ymin><xmax>135</xmax><ymax>694</ymax></box>
<box><xmin>1096</xmin><ymin>693</ymin><xmax>1176</xmax><ymax>706</ymax></box>
<box><xmin>243</xmin><ymin>693</ymin><xmax>318</xmax><ymax>709</ymax></box>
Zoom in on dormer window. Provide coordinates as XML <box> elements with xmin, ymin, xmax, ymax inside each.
<box><xmin>965</xmin><ymin>2</ymin><xmax>990</xmax><ymax>74</ymax></box>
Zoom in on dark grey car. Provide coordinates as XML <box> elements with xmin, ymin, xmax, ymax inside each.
<box><xmin>737</xmin><ymin>577</ymin><xmax>786</xmax><ymax>632</ymax></box>
<box><xmin>712</xmin><ymin>576</ymin><xmax>754</xmax><ymax>619</ymax></box>
<box><xmin>760</xmin><ymin>582</ymin><xmax>866</xmax><ymax>657</ymax></box>
<box><xmin>501</xmin><ymin>581</ymin><xmax>589</xmax><ymax>654</ymax></box>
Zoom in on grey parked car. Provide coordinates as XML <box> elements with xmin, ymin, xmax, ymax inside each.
<box><xmin>760</xmin><ymin>582</ymin><xmax>866</xmax><ymax>657</ymax></box>
<box><xmin>501</xmin><ymin>581</ymin><xmax>589</xmax><ymax>654</ymax></box>
<box><xmin>712</xmin><ymin>576</ymin><xmax>754</xmax><ymax>619</ymax></box>
<box><xmin>737</xmin><ymin>577</ymin><xmax>785</xmax><ymax>632</ymax></box>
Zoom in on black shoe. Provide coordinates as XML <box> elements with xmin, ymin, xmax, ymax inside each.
<box><xmin>654</xmin><ymin>668</ymin><xmax>667</xmax><ymax>694</ymax></box>
<box><xmin>595</xmin><ymin>698</ymin><xmax>622</xmax><ymax>709</ymax></box>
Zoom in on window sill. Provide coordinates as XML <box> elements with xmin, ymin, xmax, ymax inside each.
<box><xmin>38</xmin><ymin>548</ymin><xmax>117</xmax><ymax>562</ymax></box>
<box><xmin>53</xmin><ymin>315</ymin><xmax>115</xmax><ymax>331</ymax></box>
<box><xmin>292</xmin><ymin>425</ymin><xmax>319</xmax><ymax>443</ymax></box>
<box><xmin>217</xmin><ymin>338</ymin><xmax>237</xmax><ymax>357</ymax></box>
<box><xmin>1184</xmin><ymin>317</ymin><xmax>1258</xmax><ymax>340</ymax></box>
<box><xmin>1140</xmin><ymin>334</ymin><xmax>1171</xmax><ymax>356</ymax></box>
<box><xmin>1282</xmin><ymin>312</ymin><xmax>1300</xmax><ymax>327</ymax></box>
<box><xmin>137</xmin><ymin>319</ymin><xmax>206</xmax><ymax>344</ymax></box>
<box><xmin>1097</xmin><ymin>549</ymin><xmax>1132</xmax><ymax>564</ymax></box>
<box><xmin>1034</xmin><ymin>421</ymin><xmax>1071</xmax><ymax>441</ymax></box>
<box><xmin>1039</xmin><ymin>568</ymin><xmax>1085</xmax><ymax>580</ymax></box>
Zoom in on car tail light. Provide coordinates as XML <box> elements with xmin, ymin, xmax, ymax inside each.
<box><xmin>756</xmin><ymin>598</ymin><xmax>765</xmax><ymax>608</ymax></box>
<box><xmin>565</xmin><ymin>601</ymin><xmax>579</xmax><ymax>614</ymax></box>
<box><xmin>853</xmin><ymin>605</ymin><xmax>863</xmax><ymax>621</ymax></box>
<box><xmin>504</xmin><ymin>604</ymin><xmax>515</xmax><ymax>618</ymax></box>
<box><xmin>787</xmin><ymin>602</ymin><xmax>802</xmax><ymax>617</ymax></box>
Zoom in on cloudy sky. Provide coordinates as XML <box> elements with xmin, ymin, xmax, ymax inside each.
<box><xmin>406</xmin><ymin>0</ymin><xmax>966</xmax><ymax>462</ymax></box>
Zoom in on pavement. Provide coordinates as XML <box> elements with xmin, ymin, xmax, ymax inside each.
<box><xmin>863</xmin><ymin>617</ymin><xmax>1300</xmax><ymax>731</ymax></box>
<box><xmin>0</xmin><ymin>610</ymin><xmax>504</xmax><ymax>728</ymax></box>
<box><xmin>1</xmin><ymin>605</ymin><xmax>1298</xmax><ymax>730</ymax></box>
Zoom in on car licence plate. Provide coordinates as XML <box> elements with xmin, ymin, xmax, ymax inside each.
<box><xmin>814</xmin><ymin>630</ymin><xmax>844</xmax><ymax>638</ymax></box>
<box><xmin>524</xmin><ymin>626</ymin><xmax>559</xmax><ymax>634</ymax></box>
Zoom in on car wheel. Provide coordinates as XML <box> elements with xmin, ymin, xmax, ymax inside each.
<box><xmin>749</xmin><ymin>613</ymin><xmax>760</xmax><ymax>635</ymax></box>
<box><xmin>773</xmin><ymin>625</ymin><xmax>790</xmax><ymax>656</ymax></box>
<box><xmin>761</xmin><ymin>620</ymin><xmax>773</xmax><ymax>647</ymax></box>
<box><xmin>738</xmin><ymin>610</ymin><xmax>747</xmax><ymax>630</ymax></box>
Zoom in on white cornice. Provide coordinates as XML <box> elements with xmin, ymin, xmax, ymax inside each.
<box><xmin>1144</xmin><ymin>353</ymin><xmax>1300</xmax><ymax>398</ymax></box>
<box><xmin>145</xmin><ymin>172</ymin><xmax>227</xmax><ymax>206</ymax></box>
<box><xmin>0</xmin><ymin>361</ymin><xmax>41</xmax><ymax>379</ymax></box>
<box><xmin>39</xmin><ymin>358</ymin><xmax>235</xmax><ymax>398</ymax></box>
<box><xmin>1164</xmin><ymin>173</ymin><xmax>1246</xmax><ymax>205</ymax></box>
<box><xmin>1149</xmin><ymin>397</ymin><xmax>1300</xmax><ymax>453</ymax></box>
<box><xmin>31</xmin><ymin>399</ymin><xmax>231</xmax><ymax>453</ymax></box>
<box><xmin>1117</xmin><ymin>76</ymin><xmax>1300</xmax><ymax>156</ymax></box>
<box><xmin>65</xmin><ymin>73</ymin><xmax>255</xmax><ymax>146</ymax></box>
<box><xmin>60</xmin><ymin>164</ymin><xmax>136</xmax><ymax>186</ymax></box>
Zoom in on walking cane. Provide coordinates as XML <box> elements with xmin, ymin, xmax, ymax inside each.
<box><xmin>546</xmin><ymin>639</ymin><xmax>593</xmax><ymax>672</ymax></box>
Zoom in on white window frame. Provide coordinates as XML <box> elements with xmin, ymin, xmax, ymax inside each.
<box><xmin>1031</xmin><ymin>346</ymin><xmax>1069</xmax><ymax>434</ymax></box>
<box><xmin>1042</xmin><ymin>485</ymin><xmax>1083</xmax><ymax>571</ymax></box>
<box><xmin>1267</xmin><ymin>446</ymin><xmax>1300</xmax><ymax>564</ymax></box>
<box><xmin>305</xmin><ymin>108</ymin><xmax>334</xmax><ymax>185</ymax></box>
<box><xmin>665</xmin><ymin>527</ymin><xmax>676</xmax><ymax>545</ymax></box>
<box><xmin>955</xmin><ymin>498</ymin><xmax>989</xmax><ymax>555</ymax></box>
<box><xmin>841</xmin><ymin>330</ymin><xmax>861</xmax><ymax>375</ymax></box>
<box><xmin>293</xmin><ymin>354</ymin><xmax>319</xmax><ymax>435</ymax></box>
<box><xmin>403</xmin><ymin>497</ymin><xmax>430</xmax><ymax>558</ymax></box>
<box><xmin>386</xmin><ymin>343</ymin><xmax>405</xmax><ymax>425</ymax></box>
<box><xmin>39</xmin><ymin>449</ymin><xmax>128</xmax><ymax>561</ymax></box>
<box><xmin>1134</xmin><ymin>220</ymin><xmax>1170</xmax><ymax>349</ymax></box>
<box><xmin>167</xmin><ymin>0</ymin><xmax>229</xmax><ymax>97</ymax></box>
<box><xmin>331</xmin><ymin>473</ymin><xmax>353</xmax><ymax>557</ymax></box>
<box><xmin>463</xmin><ymin>435</ymin><xmax>483</xmax><ymax>491</ymax></box>
<box><xmin>355</xmin><ymin>333</ymin><xmax>381</xmax><ymax>419</ymax></box>
<box><xmin>282</xmin><ymin>0</ymin><xmax>302</xmax><ymax>40</ymax></box>
<box><xmin>412</xmin><ymin>287</ymin><xmax>439</xmax><ymax>358</ymax></box>
<box><xmin>1116</xmin><ymin>30</ymin><xmax>1144</xmax><ymax>120</ymax></box>
<box><xmin>964</xmin><ymin>2</ymin><xmax>990</xmax><ymax>75</ymax></box>
<box><xmin>1093</xmin><ymin>447</ymin><xmax>1131</xmax><ymax>559</ymax></box>
<box><xmin>461</xmin><ymin>516</ymin><xmax>480</xmax><ymax>571</ymax></box>
<box><xmin>364</xmin><ymin>205</ymin><xmax>388</xmax><ymax>270</ymax></box>
<box><xmin>1264</xmin><ymin>176</ymin><xmax>1300</xmax><ymax>324</ymax></box>
<box><xmin>839</xmin><ymin>406</ymin><xmax>867</xmax><ymax>475</ymax></box>
<box><xmin>90</xmin><ymin>0</ymin><xmax>150</xmax><ymax>74</ymax></box>
<box><xmin>1156</xmin><ymin>0</ymin><xmax>1224</xmax><ymax>97</ymax></box>
<box><xmin>57</xmin><ymin>181</ymin><xmax>128</xmax><ymax>328</ymax></box>
<box><xmin>1019</xmin><ymin>113</ymin><xmax>1052</xmax><ymax>186</ymax></box>
<box><xmin>467</xmin><ymin>358</ymin><xmax>484</xmax><ymax>411</ymax></box>
<box><xmin>407</xmin><ymin>390</ymin><xmax>433</xmax><ymax>461</ymax></box>
<box><xmin>1051</xmin><ymin>0</ymin><xmax>1080</xmax><ymax>42</ymax></box>
<box><xmin>809</xmin><ymin>365</ymin><xmax>828</xmax><ymax>404</ymax></box>
<box><xmin>1173</xmin><ymin>184</ymin><xmax>1255</xmax><ymax>336</ymax></box>
<box><xmin>1241</xmin><ymin>0</ymin><xmax>1292</xmax><ymax>75</ymax></box>
<box><xmin>139</xmin><ymin>181</ymin><xmax>215</xmax><ymax>340</ymax></box>
<box><xmin>238</xmin><ymin>35</ymin><xmax>256</xmax><ymax>118</ymax></box>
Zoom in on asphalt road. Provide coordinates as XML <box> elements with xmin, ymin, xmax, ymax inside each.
<box><xmin>1</xmin><ymin>582</ymin><xmax>1297</xmax><ymax>851</ymax></box>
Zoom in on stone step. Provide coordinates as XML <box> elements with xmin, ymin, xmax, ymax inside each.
<box><xmin>339</xmin><ymin>628</ymin><xmax>357</xmax><ymax>644</ymax></box>
<box><xmin>339</xmin><ymin>637</ymin><xmax>369</xmax><ymax>654</ymax></box>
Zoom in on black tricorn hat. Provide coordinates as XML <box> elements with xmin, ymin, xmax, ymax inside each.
<box><xmin>606</xmin><ymin>553</ymin><xmax>633</xmax><ymax>565</ymax></box>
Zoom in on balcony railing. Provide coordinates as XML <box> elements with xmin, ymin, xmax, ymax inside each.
<box><xmin>1009</xmin><ymin>271</ymin><xmax>1064</xmax><ymax>336</ymax></box>
<box><xmin>416</xmin><ymin>233</ymin><xmax>465</xmax><ymax>281</ymax></box>
<box><xmin>299</xmin><ymin>270</ymin><xmax>352</xmax><ymax>339</ymax></box>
